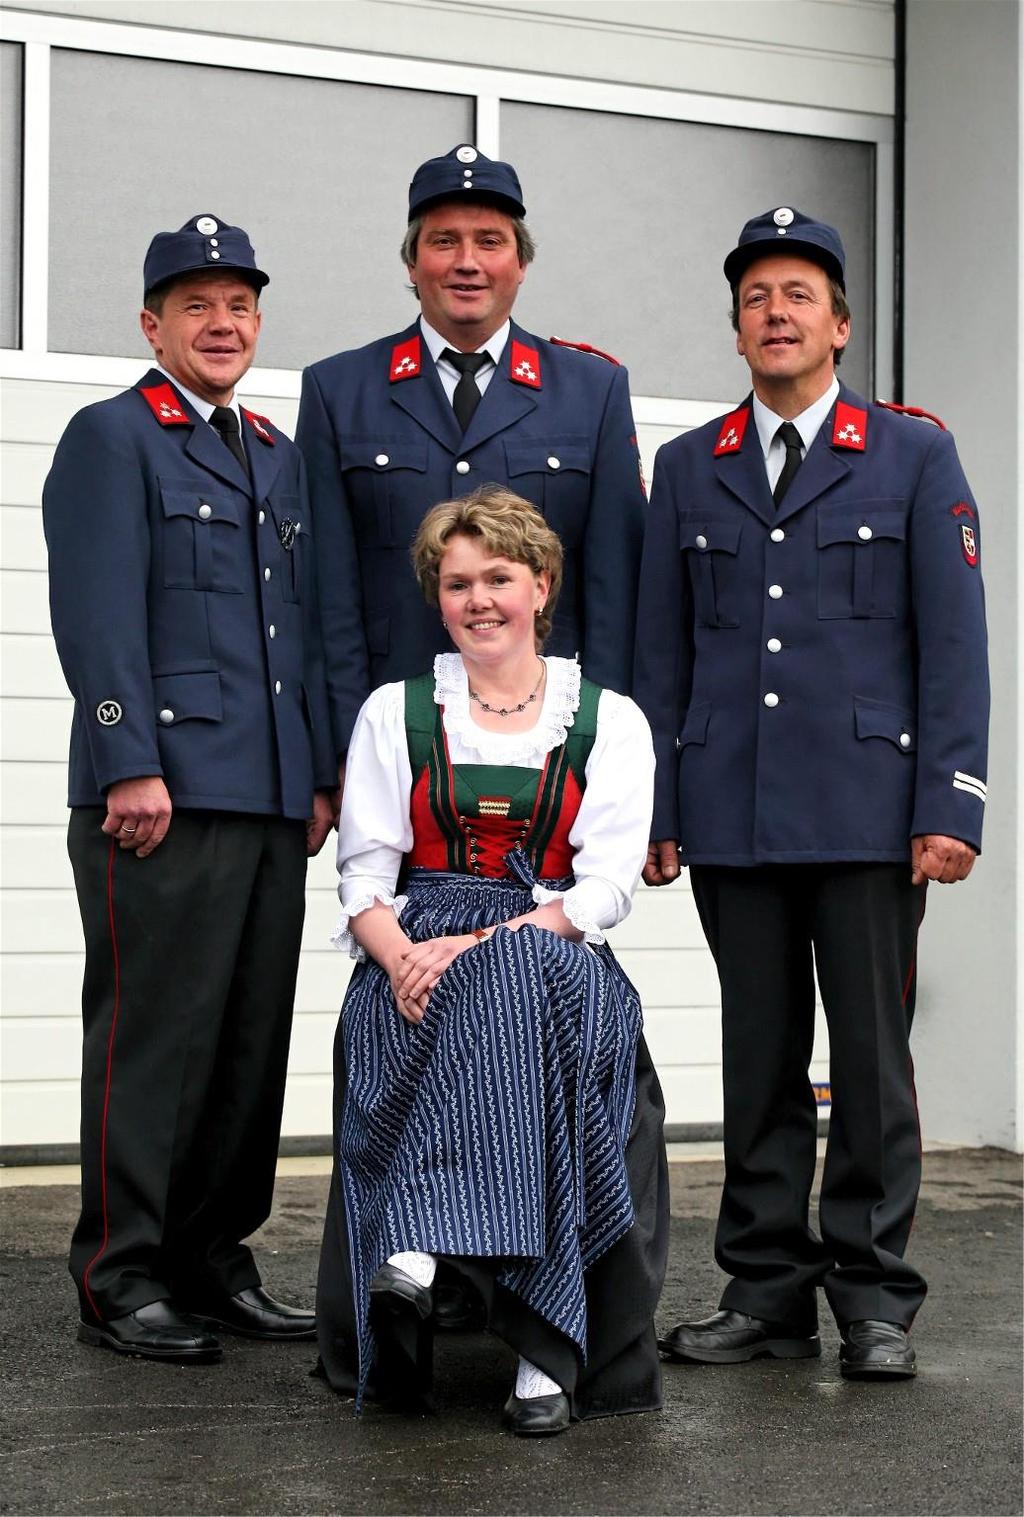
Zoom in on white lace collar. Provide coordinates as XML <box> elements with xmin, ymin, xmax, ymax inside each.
<box><xmin>433</xmin><ymin>653</ymin><xmax>581</xmax><ymax>765</ymax></box>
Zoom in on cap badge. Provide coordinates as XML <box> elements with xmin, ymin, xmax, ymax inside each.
<box><xmin>832</xmin><ymin>402</ymin><xmax>868</xmax><ymax>451</ymax></box>
<box><xmin>713</xmin><ymin>407</ymin><xmax>750</xmax><ymax>456</ymax></box>
<box><xmin>773</xmin><ymin>207</ymin><xmax>795</xmax><ymax>227</ymax></box>
<box><xmin>389</xmin><ymin>335</ymin><xmax>422</xmax><ymax>383</ymax></box>
<box><xmin>195</xmin><ymin>216</ymin><xmax>219</xmax><ymax>235</ymax></box>
<box><xmin>456</xmin><ymin>145</ymin><xmax>478</xmax><ymax>164</ymax></box>
<box><xmin>96</xmin><ymin>700</ymin><xmax>122</xmax><ymax>726</ymax></box>
<box><xmin>509</xmin><ymin>339</ymin><xmax>542</xmax><ymax>389</ymax></box>
<box><xmin>140</xmin><ymin>383</ymin><xmax>190</xmax><ymax>426</ymax></box>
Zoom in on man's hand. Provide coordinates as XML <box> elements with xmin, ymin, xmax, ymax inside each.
<box><xmin>643</xmin><ymin>839</ymin><xmax>681</xmax><ymax>887</ymax></box>
<box><xmin>911</xmin><ymin>834</ymin><xmax>977</xmax><ymax>885</ymax></box>
<box><xmin>306</xmin><ymin>790</ymin><xmax>335</xmax><ymax>857</ymax></box>
<box><xmin>102</xmin><ymin>776</ymin><xmax>173</xmax><ymax>858</ymax></box>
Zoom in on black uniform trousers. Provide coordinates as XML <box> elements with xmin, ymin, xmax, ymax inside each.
<box><xmin>689</xmin><ymin>862</ymin><xmax>928</xmax><ymax>1330</ymax></box>
<box><xmin>68</xmin><ymin>808</ymin><xmax>307</xmax><ymax>1322</ymax></box>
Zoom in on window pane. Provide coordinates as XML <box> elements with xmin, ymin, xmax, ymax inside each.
<box><xmin>1</xmin><ymin>42</ymin><xmax>23</xmax><ymax>350</ymax></box>
<box><xmin>48</xmin><ymin>51</ymin><xmax>473</xmax><ymax>367</ymax></box>
<box><xmin>502</xmin><ymin>101</ymin><xmax>875</xmax><ymax>400</ymax></box>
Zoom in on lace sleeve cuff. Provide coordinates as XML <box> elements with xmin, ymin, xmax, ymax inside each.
<box><xmin>331</xmin><ymin>889</ymin><xmax>409</xmax><ymax>960</ymax></box>
<box><xmin>530</xmin><ymin>884</ymin><xmax>606</xmax><ymax>946</ymax></box>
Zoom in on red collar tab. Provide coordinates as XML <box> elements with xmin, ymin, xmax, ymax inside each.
<box><xmin>875</xmin><ymin>399</ymin><xmax>947</xmax><ymax>431</ymax></box>
<box><xmin>832</xmin><ymin>401</ymin><xmax>867</xmax><ymax>450</ymax></box>
<box><xmin>242</xmin><ymin>408</ymin><xmax>275</xmax><ymax>446</ymax></box>
<box><xmin>713</xmin><ymin>408</ymin><xmax>750</xmax><ymax>456</ymax></box>
<box><xmin>389</xmin><ymin>335</ymin><xmax>422</xmax><ymax>383</ymax></box>
<box><xmin>139</xmin><ymin>383</ymin><xmax>190</xmax><ymax>426</ymax></box>
<box><xmin>549</xmin><ymin>335</ymin><xmax>620</xmax><ymax>366</ymax></box>
<box><xmin>510</xmin><ymin>339</ymin><xmax>542</xmax><ymax>389</ymax></box>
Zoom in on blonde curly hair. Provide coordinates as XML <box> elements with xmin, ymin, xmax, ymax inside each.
<box><xmin>412</xmin><ymin>485</ymin><xmax>563</xmax><ymax>647</ymax></box>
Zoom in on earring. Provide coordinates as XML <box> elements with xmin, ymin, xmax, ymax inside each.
<box><xmin>442</xmin><ymin>619</ymin><xmax>448</xmax><ymax>629</ymax></box>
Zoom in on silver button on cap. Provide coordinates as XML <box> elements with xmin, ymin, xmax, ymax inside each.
<box><xmin>695</xmin><ymin>534</ymin><xmax>708</xmax><ymax>550</ymax></box>
<box><xmin>767</xmin><ymin>637</ymin><xmax>782</xmax><ymax>653</ymax></box>
<box><xmin>768</xmin><ymin>584</ymin><xmax>783</xmax><ymax>599</ymax></box>
<box><xmin>899</xmin><ymin>732</ymin><xmax>911</xmax><ymax>748</ymax></box>
<box><xmin>770</xmin><ymin>528</ymin><xmax>785</xmax><ymax>542</ymax></box>
<box><xmin>858</xmin><ymin>525</ymin><xmax>873</xmax><ymax>541</ymax></box>
<box><xmin>764</xmin><ymin>692</ymin><xmax>780</xmax><ymax>708</ymax></box>
<box><xmin>197</xmin><ymin>503</ymin><xmax>212</xmax><ymax>521</ymax></box>
<box><xmin>158</xmin><ymin>708</ymin><xmax>174</xmax><ymax>725</ymax></box>
<box><xmin>455</xmin><ymin>460</ymin><xmax>471</xmax><ymax>475</ymax></box>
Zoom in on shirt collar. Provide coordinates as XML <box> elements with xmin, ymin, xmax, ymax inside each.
<box><xmin>752</xmin><ymin>376</ymin><xmax>840</xmax><ymax>457</ymax></box>
<box><xmin>156</xmin><ymin>365</ymin><xmax>241</xmax><ymax>427</ymax></box>
<box><xmin>419</xmin><ymin>315</ymin><xmax>510</xmax><ymax>370</ymax></box>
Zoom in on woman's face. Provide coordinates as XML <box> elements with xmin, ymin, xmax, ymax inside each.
<box><xmin>437</xmin><ymin>533</ymin><xmax>549</xmax><ymax>664</ymax></box>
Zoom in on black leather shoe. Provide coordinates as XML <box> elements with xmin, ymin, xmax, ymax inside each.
<box><xmin>502</xmin><ymin>1391</ymin><xmax>571</xmax><ymax>1437</ymax></box>
<box><xmin>183</xmin><ymin>1286</ymin><xmax>316</xmax><ymax>1341</ymax></box>
<box><xmin>78</xmin><ymin>1299</ymin><xmax>222</xmax><ymax>1363</ymax></box>
<box><xmin>839</xmin><ymin>1319</ymin><xmax>917</xmax><ymax>1379</ymax></box>
<box><xmin>431</xmin><ymin>1277</ymin><xmax>487</xmax><ymax>1332</ymax></box>
<box><xmin>369</xmin><ymin>1265</ymin><xmax>434</xmax><ymax>1402</ymax></box>
<box><xmin>659</xmin><ymin>1309</ymin><xmax>821</xmax><ymax>1363</ymax></box>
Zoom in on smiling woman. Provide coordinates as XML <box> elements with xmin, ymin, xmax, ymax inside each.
<box><xmin>315</xmin><ymin>486</ymin><xmax>668</xmax><ymax>1437</ymax></box>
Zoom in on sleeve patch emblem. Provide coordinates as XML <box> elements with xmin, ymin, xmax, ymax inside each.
<box><xmin>96</xmin><ymin>700</ymin><xmax>123</xmax><ymax>726</ymax></box>
<box><xmin>960</xmin><ymin>523</ymin><xmax>978</xmax><ymax>566</ymax></box>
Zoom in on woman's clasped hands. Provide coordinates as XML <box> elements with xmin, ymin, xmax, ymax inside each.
<box><xmin>389</xmin><ymin>932</ymin><xmax>489</xmax><ymax>1025</ymax></box>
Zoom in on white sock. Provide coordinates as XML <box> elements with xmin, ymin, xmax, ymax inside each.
<box><xmin>386</xmin><ymin>1250</ymin><xmax>436</xmax><ymax>1287</ymax></box>
<box><xmin>515</xmin><ymin>1356</ymin><xmax>562</xmax><ymax>1399</ymax></box>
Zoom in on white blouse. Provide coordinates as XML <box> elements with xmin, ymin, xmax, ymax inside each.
<box><xmin>334</xmin><ymin>654</ymin><xmax>655</xmax><ymax>956</ymax></box>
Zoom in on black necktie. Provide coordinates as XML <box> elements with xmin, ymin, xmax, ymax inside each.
<box><xmin>209</xmin><ymin>405</ymin><xmax>250</xmax><ymax>479</ymax></box>
<box><xmin>441</xmin><ymin>349</ymin><xmax>490</xmax><ymax>432</ymax></box>
<box><xmin>772</xmin><ymin>421</ymin><xmax>803</xmax><ymax>508</ymax></box>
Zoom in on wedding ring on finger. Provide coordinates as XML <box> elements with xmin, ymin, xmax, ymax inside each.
<box><xmin>119</xmin><ymin>823</ymin><xmax>137</xmax><ymax>834</ymax></box>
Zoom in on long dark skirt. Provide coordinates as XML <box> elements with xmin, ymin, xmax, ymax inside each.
<box><xmin>317</xmin><ymin>869</ymin><xmax>670</xmax><ymax>1418</ymax></box>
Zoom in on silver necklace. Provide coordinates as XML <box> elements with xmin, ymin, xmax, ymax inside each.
<box><xmin>468</xmin><ymin>663</ymin><xmax>544</xmax><ymax>717</ymax></box>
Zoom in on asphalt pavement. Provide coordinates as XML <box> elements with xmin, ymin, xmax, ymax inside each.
<box><xmin>1</xmin><ymin>1147</ymin><xmax>1020</xmax><ymax>1516</ymax></box>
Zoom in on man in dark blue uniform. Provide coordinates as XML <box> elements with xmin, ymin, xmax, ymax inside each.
<box><xmin>634</xmin><ymin>208</ymin><xmax>989</xmax><ymax>1379</ymax></box>
<box><xmin>296</xmin><ymin>143</ymin><xmax>647</xmax><ymax>758</ymax></box>
<box><xmin>43</xmin><ymin>215</ymin><xmax>337</xmax><ymax>1362</ymax></box>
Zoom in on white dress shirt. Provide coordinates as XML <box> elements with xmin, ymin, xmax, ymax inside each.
<box><xmin>334</xmin><ymin>655</ymin><xmax>655</xmax><ymax>956</ymax></box>
<box><xmin>419</xmin><ymin>316</ymin><xmax>511</xmax><ymax>407</ymax></box>
<box><xmin>156</xmin><ymin>365</ymin><xmax>246</xmax><ymax>452</ymax></box>
<box><xmin>752</xmin><ymin>376</ymin><xmax>840</xmax><ymax>493</ymax></box>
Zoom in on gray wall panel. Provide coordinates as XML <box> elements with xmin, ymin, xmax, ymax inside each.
<box><xmin>503</xmin><ymin>102</ymin><xmax>875</xmax><ymax>400</ymax></box>
<box><xmin>47</xmin><ymin>50</ymin><xmax>472</xmax><ymax>366</ymax></box>
<box><xmin>1</xmin><ymin>43</ymin><xmax>23</xmax><ymax>350</ymax></box>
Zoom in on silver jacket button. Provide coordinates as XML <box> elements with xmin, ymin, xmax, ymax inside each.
<box><xmin>767</xmin><ymin>637</ymin><xmax>782</xmax><ymax>653</ymax></box>
<box><xmin>375</xmin><ymin>453</ymin><xmax>389</xmax><ymax>467</ymax></box>
<box><xmin>695</xmin><ymin>534</ymin><xmax>708</xmax><ymax>550</ymax></box>
<box><xmin>763</xmin><ymin>692</ymin><xmax>780</xmax><ymax>708</ymax></box>
<box><xmin>274</xmin><ymin>680</ymin><xmax>282</xmax><ymax>695</ymax></box>
<box><xmin>264</xmin><ymin>567</ymin><xmax>271</xmax><ymax>581</ymax></box>
<box><xmin>899</xmin><ymin>732</ymin><xmax>911</xmax><ymax>748</ymax></box>
<box><xmin>455</xmin><ymin>460</ymin><xmax>471</xmax><ymax>475</ymax></box>
<box><xmin>547</xmin><ymin>456</ymin><xmax>561</xmax><ymax>469</ymax></box>
<box><xmin>258</xmin><ymin>510</ymin><xmax>266</xmax><ymax>524</ymax></box>
<box><xmin>770</xmin><ymin>527</ymin><xmax>785</xmax><ymax>542</ymax></box>
<box><xmin>858</xmin><ymin>525</ymin><xmax>873</xmax><ymax>541</ymax></box>
<box><xmin>768</xmin><ymin>584</ymin><xmax>783</xmax><ymax>599</ymax></box>
<box><xmin>158</xmin><ymin>708</ymin><xmax>175</xmax><ymax>725</ymax></box>
<box><xmin>197</xmin><ymin>503</ymin><xmax>212</xmax><ymax>521</ymax></box>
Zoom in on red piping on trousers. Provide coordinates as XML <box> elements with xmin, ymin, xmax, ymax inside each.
<box><xmin>81</xmin><ymin>839</ymin><xmax>122</xmax><ymax>1319</ymax></box>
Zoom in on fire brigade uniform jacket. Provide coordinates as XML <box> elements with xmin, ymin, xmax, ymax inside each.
<box><xmin>296</xmin><ymin>318</ymin><xmax>647</xmax><ymax>751</ymax></box>
<box><xmin>43</xmin><ymin>369</ymin><xmax>337</xmax><ymax>815</ymax></box>
<box><xmin>634</xmin><ymin>384</ymin><xmax>990</xmax><ymax>863</ymax></box>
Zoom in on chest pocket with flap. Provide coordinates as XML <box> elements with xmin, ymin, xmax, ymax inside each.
<box><xmin>679</xmin><ymin>516</ymin><xmax>743</xmax><ymax>628</ymax></box>
<box><xmin>159</xmin><ymin>484</ymin><xmax>244</xmax><ymax>593</ymax></box>
<box><xmin>504</xmin><ymin>440</ymin><xmax>591</xmax><ymax>539</ymax></box>
<box><xmin>338</xmin><ymin>441</ymin><xmax>429</xmax><ymax>547</ymax></box>
<box><xmin>817</xmin><ymin>504</ymin><xmax>908</xmax><ymax>619</ymax></box>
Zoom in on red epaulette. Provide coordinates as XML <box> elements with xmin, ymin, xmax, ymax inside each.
<box><xmin>549</xmin><ymin>336</ymin><xmax>621</xmax><ymax>366</ymax></box>
<box><xmin>875</xmin><ymin>400</ymin><xmax>947</xmax><ymax>431</ymax></box>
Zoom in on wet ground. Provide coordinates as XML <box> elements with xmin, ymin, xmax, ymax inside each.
<box><xmin>1</xmin><ymin>1147</ymin><xmax>1020</xmax><ymax>1515</ymax></box>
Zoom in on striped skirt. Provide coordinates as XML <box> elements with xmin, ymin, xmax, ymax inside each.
<box><xmin>339</xmin><ymin>868</ymin><xmax>642</xmax><ymax>1403</ymax></box>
